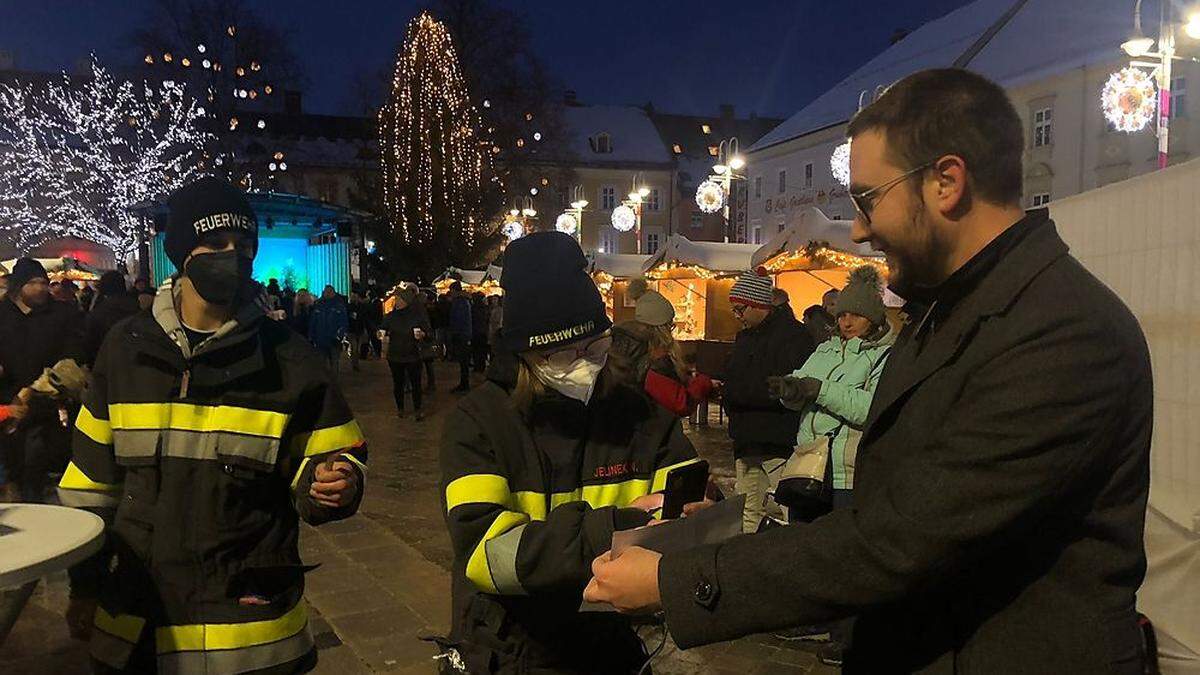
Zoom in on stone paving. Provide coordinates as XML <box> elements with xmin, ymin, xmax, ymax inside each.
<box><xmin>0</xmin><ymin>356</ymin><xmax>838</xmax><ymax>674</ymax></box>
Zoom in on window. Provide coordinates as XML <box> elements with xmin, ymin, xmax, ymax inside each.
<box><xmin>646</xmin><ymin>232</ymin><xmax>661</xmax><ymax>254</ymax></box>
<box><xmin>600</xmin><ymin>229</ymin><xmax>618</xmax><ymax>254</ymax></box>
<box><xmin>778</xmin><ymin>169</ymin><xmax>787</xmax><ymax>194</ymax></box>
<box><xmin>1172</xmin><ymin>77</ymin><xmax>1187</xmax><ymax>118</ymax></box>
<box><xmin>708</xmin><ymin>145</ymin><xmax>719</xmax><ymax>157</ymax></box>
<box><xmin>777</xmin><ymin>221</ymin><xmax>787</xmax><ymax>233</ymax></box>
<box><xmin>754</xmin><ymin>175</ymin><xmax>762</xmax><ymax>199</ymax></box>
<box><xmin>690</xmin><ymin>213</ymin><xmax>704</xmax><ymax>229</ymax></box>
<box><xmin>804</xmin><ymin>162</ymin><xmax>814</xmax><ymax>188</ymax></box>
<box><xmin>591</xmin><ymin>133</ymin><xmax>612</xmax><ymax>154</ymax></box>
<box><xmin>600</xmin><ymin>185</ymin><xmax>616</xmax><ymax>210</ymax></box>
<box><xmin>752</xmin><ymin>225</ymin><xmax>763</xmax><ymax>244</ymax></box>
<box><xmin>1033</xmin><ymin>108</ymin><xmax>1053</xmax><ymax>147</ymax></box>
<box><xmin>701</xmin><ymin>124</ymin><xmax>712</xmax><ymax>134</ymax></box>
<box><xmin>1031</xmin><ymin>192</ymin><xmax>1051</xmax><ymax>207</ymax></box>
<box><xmin>648</xmin><ymin>188</ymin><xmax>661</xmax><ymax>211</ymax></box>
<box><xmin>672</xmin><ymin>143</ymin><xmax>683</xmax><ymax>154</ymax></box>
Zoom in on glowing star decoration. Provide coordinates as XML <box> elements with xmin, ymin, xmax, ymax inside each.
<box><xmin>379</xmin><ymin>13</ymin><xmax>496</xmax><ymax>251</ymax></box>
<box><xmin>695</xmin><ymin>180</ymin><xmax>726</xmax><ymax>214</ymax></box>
<box><xmin>1102</xmin><ymin>67</ymin><xmax>1158</xmax><ymax>133</ymax></box>
<box><xmin>502</xmin><ymin>220</ymin><xmax>525</xmax><ymax>242</ymax></box>
<box><xmin>611</xmin><ymin>204</ymin><xmax>637</xmax><ymax>232</ymax></box>
<box><xmin>831</xmin><ymin>141</ymin><xmax>852</xmax><ymax>187</ymax></box>
<box><xmin>0</xmin><ymin>57</ymin><xmax>214</xmax><ymax>258</ymax></box>
<box><xmin>555</xmin><ymin>212</ymin><xmax>578</xmax><ymax>235</ymax></box>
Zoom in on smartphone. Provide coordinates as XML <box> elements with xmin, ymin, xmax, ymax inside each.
<box><xmin>661</xmin><ymin>460</ymin><xmax>710</xmax><ymax>519</ymax></box>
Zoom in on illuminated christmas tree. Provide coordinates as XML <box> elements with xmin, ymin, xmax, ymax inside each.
<box><xmin>0</xmin><ymin>57</ymin><xmax>213</xmax><ymax>259</ymax></box>
<box><xmin>378</xmin><ymin>12</ymin><xmax>502</xmax><ymax>274</ymax></box>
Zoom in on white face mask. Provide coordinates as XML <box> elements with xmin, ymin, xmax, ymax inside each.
<box><xmin>529</xmin><ymin>353</ymin><xmax>607</xmax><ymax>404</ymax></box>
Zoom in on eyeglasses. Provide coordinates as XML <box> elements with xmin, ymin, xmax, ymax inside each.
<box><xmin>538</xmin><ymin>334</ymin><xmax>612</xmax><ymax>369</ymax></box>
<box><xmin>850</xmin><ymin>161</ymin><xmax>935</xmax><ymax>225</ymax></box>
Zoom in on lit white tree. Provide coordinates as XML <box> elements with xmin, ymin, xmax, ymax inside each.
<box><xmin>0</xmin><ymin>58</ymin><xmax>214</xmax><ymax>259</ymax></box>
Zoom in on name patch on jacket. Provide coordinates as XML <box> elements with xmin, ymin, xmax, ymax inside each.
<box><xmin>528</xmin><ymin>321</ymin><xmax>595</xmax><ymax>348</ymax></box>
<box><xmin>193</xmin><ymin>212</ymin><xmax>255</xmax><ymax>235</ymax></box>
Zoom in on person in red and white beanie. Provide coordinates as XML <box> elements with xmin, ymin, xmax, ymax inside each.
<box><xmin>722</xmin><ymin>268</ymin><xmax>816</xmax><ymax>534</ymax></box>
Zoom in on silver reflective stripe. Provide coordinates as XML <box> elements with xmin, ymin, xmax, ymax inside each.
<box><xmin>156</xmin><ymin>622</ymin><xmax>314</xmax><ymax>675</ymax></box>
<box><xmin>484</xmin><ymin>523</ymin><xmax>529</xmax><ymax>595</ymax></box>
<box><xmin>114</xmin><ymin>429</ymin><xmax>280</xmax><ymax>465</ymax></box>
<box><xmin>90</xmin><ymin>629</ymin><xmax>135</xmax><ymax>669</ymax></box>
<box><xmin>57</xmin><ymin>487</ymin><xmax>121</xmax><ymax>509</ymax></box>
<box><xmin>113</xmin><ymin>429</ymin><xmax>159</xmax><ymax>460</ymax></box>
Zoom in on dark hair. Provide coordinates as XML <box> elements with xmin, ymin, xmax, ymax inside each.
<box><xmin>847</xmin><ymin>68</ymin><xmax>1024</xmax><ymax>206</ymax></box>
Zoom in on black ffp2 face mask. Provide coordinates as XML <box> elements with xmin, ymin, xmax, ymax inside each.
<box><xmin>185</xmin><ymin>250</ymin><xmax>253</xmax><ymax>305</ymax></box>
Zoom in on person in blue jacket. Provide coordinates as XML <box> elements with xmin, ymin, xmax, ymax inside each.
<box><xmin>309</xmin><ymin>285</ymin><xmax>349</xmax><ymax>372</ymax></box>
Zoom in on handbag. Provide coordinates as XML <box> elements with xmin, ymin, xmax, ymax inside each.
<box><xmin>774</xmin><ymin>434</ymin><xmax>835</xmax><ymax>522</ymax></box>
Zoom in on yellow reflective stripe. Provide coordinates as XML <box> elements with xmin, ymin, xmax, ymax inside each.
<box><xmin>295</xmin><ymin>420</ymin><xmax>365</xmax><ymax>457</ymax></box>
<box><xmin>446</xmin><ymin>474</ymin><xmax>511</xmax><ymax>512</ymax></box>
<box><xmin>342</xmin><ymin>451</ymin><xmax>367</xmax><ymax>474</ymax></box>
<box><xmin>75</xmin><ymin>405</ymin><xmax>113</xmax><ymax>445</ymax></box>
<box><xmin>512</xmin><ymin>492</ymin><xmax>547</xmax><ymax>521</ymax></box>
<box><xmin>155</xmin><ymin>600</ymin><xmax>307</xmax><ymax>653</ymax></box>
<box><xmin>94</xmin><ymin>607</ymin><xmax>145</xmax><ymax>643</ymax></box>
<box><xmin>289</xmin><ymin>457</ymin><xmax>312</xmax><ymax>491</ymax></box>
<box><xmin>651</xmin><ymin>457</ymin><xmax>704</xmax><ymax>493</ymax></box>
<box><xmin>465</xmin><ymin>511</ymin><xmax>530</xmax><ymax>594</ymax></box>
<box><xmin>581</xmin><ymin>479</ymin><xmax>653</xmax><ymax>509</ymax></box>
<box><xmin>58</xmin><ymin>461</ymin><xmax>121</xmax><ymax>493</ymax></box>
<box><xmin>109</xmin><ymin>403</ymin><xmax>290</xmax><ymax>437</ymax></box>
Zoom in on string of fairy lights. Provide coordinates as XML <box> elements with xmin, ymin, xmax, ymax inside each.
<box><xmin>379</xmin><ymin>13</ymin><xmax>493</xmax><ymax>249</ymax></box>
<box><xmin>0</xmin><ymin>58</ymin><xmax>213</xmax><ymax>258</ymax></box>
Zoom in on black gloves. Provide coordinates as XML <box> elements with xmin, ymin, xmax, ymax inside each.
<box><xmin>766</xmin><ymin>375</ymin><xmax>822</xmax><ymax>406</ymax></box>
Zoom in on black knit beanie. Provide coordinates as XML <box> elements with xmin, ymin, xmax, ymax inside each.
<box><xmin>499</xmin><ymin>231</ymin><xmax>611</xmax><ymax>352</ymax></box>
<box><xmin>9</xmin><ymin>258</ymin><xmax>48</xmax><ymax>292</ymax></box>
<box><xmin>165</xmin><ymin>177</ymin><xmax>258</xmax><ymax>269</ymax></box>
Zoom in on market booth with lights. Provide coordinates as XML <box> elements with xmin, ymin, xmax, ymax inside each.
<box><xmin>752</xmin><ymin>207</ymin><xmax>889</xmax><ymax>319</ymax></box>
<box><xmin>640</xmin><ymin>235</ymin><xmax>761</xmax><ymax>342</ymax></box>
<box><xmin>589</xmin><ymin>253</ymin><xmax>652</xmax><ymax>322</ymax></box>
<box><xmin>148</xmin><ymin>192</ymin><xmax>364</xmax><ymax>294</ymax></box>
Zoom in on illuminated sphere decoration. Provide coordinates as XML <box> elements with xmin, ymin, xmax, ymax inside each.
<box><xmin>695</xmin><ymin>180</ymin><xmax>726</xmax><ymax>214</ymax></box>
<box><xmin>611</xmin><ymin>204</ymin><xmax>637</xmax><ymax>232</ymax></box>
<box><xmin>1102</xmin><ymin>67</ymin><xmax>1157</xmax><ymax>133</ymax></box>
<box><xmin>555</xmin><ymin>212</ymin><xmax>578</xmax><ymax>235</ymax></box>
<box><xmin>831</xmin><ymin>141</ymin><xmax>852</xmax><ymax>187</ymax></box>
<box><xmin>502</xmin><ymin>220</ymin><xmax>525</xmax><ymax>242</ymax></box>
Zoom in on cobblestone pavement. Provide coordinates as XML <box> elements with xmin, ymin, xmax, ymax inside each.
<box><xmin>1</xmin><ymin>356</ymin><xmax>838</xmax><ymax>674</ymax></box>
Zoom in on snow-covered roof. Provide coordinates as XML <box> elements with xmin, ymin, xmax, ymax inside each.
<box><xmin>590</xmin><ymin>253</ymin><xmax>650</xmax><ymax>278</ymax></box>
<box><xmin>562</xmin><ymin>105</ymin><xmax>673</xmax><ymax>165</ymax></box>
<box><xmin>642</xmin><ymin>236</ymin><xmax>761</xmax><ymax>274</ymax></box>
<box><xmin>751</xmin><ymin>207</ymin><xmax>878</xmax><ymax>268</ymax></box>
<box><xmin>752</xmin><ymin>0</ymin><xmax>1135</xmax><ymax>152</ymax></box>
<box><xmin>436</xmin><ymin>268</ymin><xmax>489</xmax><ymax>286</ymax></box>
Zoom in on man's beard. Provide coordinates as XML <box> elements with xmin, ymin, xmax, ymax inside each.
<box><xmin>885</xmin><ymin>199</ymin><xmax>946</xmax><ymax>301</ymax></box>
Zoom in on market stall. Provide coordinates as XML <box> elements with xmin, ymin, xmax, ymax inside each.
<box><xmin>1</xmin><ymin>257</ymin><xmax>103</xmax><ymax>283</ymax></box>
<box><xmin>641</xmin><ymin>235</ymin><xmax>760</xmax><ymax>342</ymax></box>
<box><xmin>432</xmin><ymin>267</ymin><xmax>501</xmax><ymax>297</ymax></box>
<box><xmin>752</xmin><ymin>207</ymin><xmax>887</xmax><ymax>319</ymax></box>
<box><xmin>589</xmin><ymin>253</ymin><xmax>651</xmax><ymax>322</ymax></box>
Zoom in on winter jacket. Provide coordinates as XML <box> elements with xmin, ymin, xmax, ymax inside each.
<box><xmin>440</xmin><ymin>354</ymin><xmax>701</xmax><ymax>673</ymax></box>
<box><xmin>784</xmin><ymin>326</ymin><xmax>894</xmax><ymax>490</ymax></box>
<box><xmin>382</xmin><ymin>304</ymin><xmax>432</xmax><ymax>364</ymax></box>
<box><xmin>308</xmin><ymin>296</ymin><xmax>349</xmax><ymax>351</ymax></box>
<box><xmin>348</xmin><ymin>300</ymin><xmax>370</xmax><ymax>335</ymax></box>
<box><xmin>83</xmin><ymin>293</ymin><xmax>140</xmax><ymax>367</ymax></box>
<box><xmin>644</xmin><ymin>362</ymin><xmax>714</xmax><ymax>418</ymax></box>
<box><xmin>0</xmin><ymin>296</ymin><xmax>84</xmax><ymax>401</ymax></box>
<box><xmin>448</xmin><ymin>295</ymin><xmax>472</xmax><ymax>338</ymax></box>
<box><xmin>58</xmin><ymin>278</ymin><xmax>367</xmax><ymax>674</ymax></box>
<box><xmin>721</xmin><ymin>307</ymin><xmax>816</xmax><ymax>457</ymax></box>
<box><xmin>659</xmin><ymin>211</ymin><xmax>1153</xmax><ymax>674</ymax></box>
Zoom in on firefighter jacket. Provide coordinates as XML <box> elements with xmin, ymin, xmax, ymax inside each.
<box><xmin>439</xmin><ymin>353</ymin><xmax>701</xmax><ymax>673</ymax></box>
<box><xmin>57</xmin><ymin>279</ymin><xmax>367</xmax><ymax>674</ymax></box>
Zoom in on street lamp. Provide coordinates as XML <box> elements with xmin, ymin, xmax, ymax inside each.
<box><xmin>613</xmin><ymin>173</ymin><xmax>650</xmax><ymax>253</ymax></box>
<box><xmin>696</xmin><ymin>138</ymin><xmax>745</xmax><ymax>242</ymax></box>
<box><xmin>559</xmin><ymin>185</ymin><xmax>587</xmax><ymax>241</ymax></box>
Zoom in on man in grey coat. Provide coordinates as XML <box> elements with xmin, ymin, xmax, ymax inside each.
<box><xmin>585</xmin><ymin>68</ymin><xmax>1154</xmax><ymax>674</ymax></box>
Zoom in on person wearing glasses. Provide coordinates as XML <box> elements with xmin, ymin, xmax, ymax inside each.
<box><xmin>721</xmin><ymin>269</ymin><xmax>815</xmax><ymax>534</ymax></box>
<box><xmin>586</xmin><ymin>69</ymin><xmax>1153</xmax><ymax>674</ymax></box>
<box><xmin>437</xmin><ymin>231</ymin><xmax>702</xmax><ymax>674</ymax></box>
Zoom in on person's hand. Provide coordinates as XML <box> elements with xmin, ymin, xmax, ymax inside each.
<box><xmin>682</xmin><ymin>499</ymin><xmax>716</xmax><ymax>517</ymax></box>
<box><xmin>766</xmin><ymin>376</ymin><xmax>821</xmax><ymax>406</ymax></box>
<box><xmin>65</xmin><ymin>596</ymin><xmax>97</xmax><ymax>641</ymax></box>
<box><xmin>583</xmin><ymin>547</ymin><xmax>664</xmax><ymax>614</ymax></box>
<box><xmin>628</xmin><ymin>492</ymin><xmax>664</xmax><ymax>513</ymax></box>
<box><xmin>310</xmin><ymin>452</ymin><xmax>359</xmax><ymax>509</ymax></box>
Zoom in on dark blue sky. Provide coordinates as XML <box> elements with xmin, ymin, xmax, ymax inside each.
<box><xmin>2</xmin><ymin>0</ymin><xmax>972</xmax><ymax>119</ymax></box>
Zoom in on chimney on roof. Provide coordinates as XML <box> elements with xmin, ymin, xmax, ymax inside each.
<box><xmin>564</xmin><ymin>89</ymin><xmax>579</xmax><ymax>106</ymax></box>
<box><xmin>890</xmin><ymin>28</ymin><xmax>911</xmax><ymax>45</ymax></box>
<box><xmin>719</xmin><ymin>103</ymin><xmax>735</xmax><ymax>120</ymax></box>
<box><xmin>0</xmin><ymin>50</ymin><xmax>14</xmax><ymax>71</ymax></box>
<box><xmin>284</xmin><ymin>90</ymin><xmax>303</xmax><ymax>115</ymax></box>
